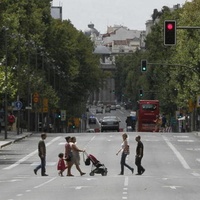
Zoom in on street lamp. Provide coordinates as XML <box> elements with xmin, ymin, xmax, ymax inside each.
<box><xmin>2</xmin><ymin>26</ymin><xmax>9</xmax><ymax>139</ymax></box>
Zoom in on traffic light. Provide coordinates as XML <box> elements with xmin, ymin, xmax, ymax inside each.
<box><xmin>141</xmin><ymin>60</ymin><xmax>147</xmax><ymax>72</ymax></box>
<box><xmin>139</xmin><ymin>89</ymin><xmax>143</xmax><ymax>97</ymax></box>
<box><xmin>164</xmin><ymin>20</ymin><xmax>176</xmax><ymax>46</ymax></box>
<box><xmin>72</xmin><ymin>124</ymin><xmax>76</xmax><ymax>129</ymax></box>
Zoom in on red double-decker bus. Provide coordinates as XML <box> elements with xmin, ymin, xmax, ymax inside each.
<box><xmin>137</xmin><ymin>100</ymin><xmax>159</xmax><ymax>132</ymax></box>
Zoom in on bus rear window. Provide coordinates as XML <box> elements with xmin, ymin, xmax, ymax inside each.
<box><xmin>141</xmin><ymin>104</ymin><xmax>157</xmax><ymax>111</ymax></box>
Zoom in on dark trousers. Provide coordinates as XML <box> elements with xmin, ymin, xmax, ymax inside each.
<box><xmin>120</xmin><ymin>152</ymin><xmax>132</xmax><ymax>174</ymax></box>
<box><xmin>135</xmin><ymin>156</ymin><xmax>144</xmax><ymax>174</ymax></box>
<box><xmin>35</xmin><ymin>156</ymin><xmax>46</xmax><ymax>175</ymax></box>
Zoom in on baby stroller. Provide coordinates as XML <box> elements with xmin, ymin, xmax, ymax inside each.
<box><xmin>84</xmin><ymin>152</ymin><xmax>108</xmax><ymax>176</ymax></box>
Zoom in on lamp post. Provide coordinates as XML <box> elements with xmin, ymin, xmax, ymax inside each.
<box><xmin>3</xmin><ymin>27</ymin><xmax>9</xmax><ymax>139</ymax></box>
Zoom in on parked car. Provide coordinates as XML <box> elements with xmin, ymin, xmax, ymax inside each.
<box><xmin>100</xmin><ymin>116</ymin><xmax>120</xmax><ymax>132</ymax></box>
<box><xmin>86</xmin><ymin>128</ymin><xmax>95</xmax><ymax>133</ymax></box>
<box><xmin>110</xmin><ymin>105</ymin><xmax>116</xmax><ymax>110</ymax></box>
<box><xmin>116</xmin><ymin>104</ymin><xmax>121</xmax><ymax>109</ymax></box>
<box><xmin>97</xmin><ymin>103</ymin><xmax>104</xmax><ymax>109</ymax></box>
<box><xmin>96</xmin><ymin>106</ymin><xmax>103</xmax><ymax>114</ymax></box>
<box><xmin>105</xmin><ymin>106</ymin><xmax>111</xmax><ymax>113</ymax></box>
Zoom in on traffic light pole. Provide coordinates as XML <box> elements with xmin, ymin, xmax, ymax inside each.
<box><xmin>177</xmin><ymin>26</ymin><xmax>200</xmax><ymax>29</ymax></box>
<box><xmin>147</xmin><ymin>63</ymin><xmax>187</xmax><ymax>67</ymax></box>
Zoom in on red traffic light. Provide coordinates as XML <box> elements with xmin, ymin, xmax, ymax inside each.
<box><xmin>164</xmin><ymin>20</ymin><xmax>176</xmax><ymax>46</ymax></box>
<box><xmin>166</xmin><ymin>23</ymin><xmax>174</xmax><ymax>30</ymax></box>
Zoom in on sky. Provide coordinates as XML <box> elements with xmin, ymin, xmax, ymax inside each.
<box><xmin>52</xmin><ymin>0</ymin><xmax>191</xmax><ymax>33</ymax></box>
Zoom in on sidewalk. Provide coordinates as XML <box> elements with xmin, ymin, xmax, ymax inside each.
<box><xmin>0</xmin><ymin>131</ymin><xmax>33</xmax><ymax>148</ymax></box>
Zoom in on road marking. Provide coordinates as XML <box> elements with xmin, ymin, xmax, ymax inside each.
<box><xmin>177</xmin><ymin>140</ymin><xmax>194</xmax><ymax>142</ymax></box>
<box><xmin>3</xmin><ymin>137</ymin><xmax>61</xmax><ymax>170</ymax></box>
<box><xmin>191</xmin><ymin>172</ymin><xmax>200</xmax><ymax>177</ymax></box>
<box><xmin>0</xmin><ymin>179</ymin><xmax>22</xmax><ymax>183</ymax></box>
<box><xmin>84</xmin><ymin>136</ymin><xmax>96</xmax><ymax>150</ymax></box>
<box><xmin>186</xmin><ymin>148</ymin><xmax>200</xmax><ymax>151</ymax></box>
<box><xmin>162</xmin><ymin>136</ymin><xmax>190</xmax><ymax>169</ymax></box>
<box><xmin>163</xmin><ymin>186</ymin><xmax>181</xmax><ymax>190</ymax></box>
<box><xmin>122</xmin><ymin>177</ymin><xmax>129</xmax><ymax>200</ymax></box>
<box><xmin>124</xmin><ymin>176</ymin><xmax>129</xmax><ymax>186</ymax></box>
<box><xmin>16</xmin><ymin>194</ymin><xmax>23</xmax><ymax>197</ymax></box>
<box><xmin>34</xmin><ymin>177</ymin><xmax>56</xmax><ymax>189</ymax></box>
<box><xmin>59</xmin><ymin>142</ymin><xmax>65</xmax><ymax>145</ymax></box>
<box><xmin>174</xmin><ymin>136</ymin><xmax>189</xmax><ymax>138</ymax></box>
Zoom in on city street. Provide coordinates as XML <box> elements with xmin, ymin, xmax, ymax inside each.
<box><xmin>1</xmin><ymin>2</ymin><xmax>200</xmax><ymax>200</ymax></box>
<box><xmin>1</xmin><ymin>127</ymin><xmax>200</xmax><ymax>199</ymax></box>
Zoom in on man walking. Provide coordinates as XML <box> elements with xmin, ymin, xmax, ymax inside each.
<box><xmin>34</xmin><ymin>133</ymin><xmax>48</xmax><ymax>176</ymax></box>
<box><xmin>135</xmin><ymin>135</ymin><xmax>145</xmax><ymax>175</ymax></box>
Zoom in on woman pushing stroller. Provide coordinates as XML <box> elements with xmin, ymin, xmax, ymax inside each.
<box><xmin>69</xmin><ymin>137</ymin><xmax>86</xmax><ymax>176</ymax></box>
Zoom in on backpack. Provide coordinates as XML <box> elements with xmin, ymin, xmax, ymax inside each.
<box><xmin>8</xmin><ymin>115</ymin><xmax>15</xmax><ymax>123</ymax></box>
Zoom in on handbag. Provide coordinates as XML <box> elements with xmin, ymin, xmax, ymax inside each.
<box><xmin>66</xmin><ymin>151</ymin><xmax>72</xmax><ymax>162</ymax></box>
<box><xmin>124</xmin><ymin>145</ymin><xmax>130</xmax><ymax>155</ymax></box>
<box><xmin>85</xmin><ymin>157</ymin><xmax>91</xmax><ymax>166</ymax></box>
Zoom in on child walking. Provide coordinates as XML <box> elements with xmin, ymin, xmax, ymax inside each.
<box><xmin>57</xmin><ymin>153</ymin><xmax>67</xmax><ymax>177</ymax></box>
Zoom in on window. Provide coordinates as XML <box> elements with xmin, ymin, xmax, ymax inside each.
<box><xmin>142</xmin><ymin>104</ymin><xmax>157</xmax><ymax>111</ymax></box>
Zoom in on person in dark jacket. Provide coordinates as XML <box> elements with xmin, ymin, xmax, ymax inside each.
<box><xmin>135</xmin><ymin>135</ymin><xmax>145</xmax><ymax>175</ymax></box>
<box><xmin>34</xmin><ymin>133</ymin><xmax>48</xmax><ymax>176</ymax></box>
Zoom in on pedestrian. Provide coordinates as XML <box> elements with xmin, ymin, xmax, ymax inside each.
<box><xmin>160</xmin><ymin>114</ymin><xmax>167</xmax><ymax>132</ymax></box>
<box><xmin>8</xmin><ymin>112</ymin><xmax>15</xmax><ymax>131</ymax></box>
<box><xmin>116</xmin><ymin>133</ymin><xmax>134</xmax><ymax>175</ymax></box>
<box><xmin>34</xmin><ymin>133</ymin><xmax>48</xmax><ymax>176</ymax></box>
<box><xmin>65</xmin><ymin>136</ymin><xmax>73</xmax><ymax>176</ymax></box>
<box><xmin>57</xmin><ymin>153</ymin><xmax>67</xmax><ymax>177</ymax></box>
<box><xmin>135</xmin><ymin>135</ymin><xmax>145</xmax><ymax>175</ymax></box>
<box><xmin>70</xmin><ymin>137</ymin><xmax>86</xmax><ymax>176</ymax></box>
<box><xmin>153</xmin><ymin>115</ymin><xmax>161</xmax><ymax>132</ymax></box>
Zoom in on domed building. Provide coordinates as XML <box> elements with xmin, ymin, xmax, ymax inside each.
<box><xmin>84</xmin><ymin>23</ymin><xmax>100</xmax><ymax>43</ymax></box>
<box><xmin>85</xmin><ymin>23</ymin><xmax>116</xmax><ymax>105</ymax></box>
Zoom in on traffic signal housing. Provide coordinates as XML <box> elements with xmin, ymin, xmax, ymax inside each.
<box><xmin>141</xmin><ymin>60</ymin><xmax>147</xmax><ymax>72</ymax></box>
<box><xmin>139</xmin><ymin>89</ymin><xmax>143</xmax><ymax>97</ymax></box>
<box><xmin>164</xmin><ymin>20</ymin><xmax>176</xmax><ymax>46</ymax></box>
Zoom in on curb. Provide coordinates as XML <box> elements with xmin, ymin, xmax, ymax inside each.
<box><xmin>0</xmin><ymin>132</ymin><xmax>33</xmax><ymax>149</ymax></box>
<box><xmin>0</xmin><ymin>141</ymin><xmax>13</xmax><ymax>148</ymax></box>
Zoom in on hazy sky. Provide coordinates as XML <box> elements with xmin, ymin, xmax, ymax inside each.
<box><xmin>52</xmin><ymin>0</ymin><xmax>190</xmax><ymax>33</ymax></box>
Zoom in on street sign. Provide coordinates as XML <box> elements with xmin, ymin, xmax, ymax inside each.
<box><xmin>15</xmin><ymin>101</ymin><xmax>23</xmax><ymax>110</ymax></box>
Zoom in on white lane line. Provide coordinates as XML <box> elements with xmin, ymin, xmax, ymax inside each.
<box><xmin>122</xmin><ymin>177</ymin><xmax>129</xmax><ymax>200</ymax></box>
<box><xmin>191</xmin><ymin>172</ymin><xmax>200</xmax><ymax>177</ymax></box>
<box><xmin>34</xmin><ymin>177</ymin><xmax>56</xmax><ymax>189</ymax></box>
<box><xmin>177</xmin><ymin>140</ymin><xmax>194</xmax><ymax>142</ymax></box>
<box><xmin>162</xmin><ymin>136</ymin><xmax>190</xmax><ymax>169</ymax></box>
<box><xmin>174</xmin><ymin>136</ymin><xmax>189</xmax><ymax>138</ymax></box>
<box><xmin>124</xmin><ymin>176</ymin><xmax>129</xmax><ymax>187</ymax></box>
<box><xmin>3</xmin><ymin>137</ymin><xmax>61</xmax><ymax>170</ymax></box>
<box><xmin>84</xmin><ymin>136</ymin><xmax>96</xmax><ymax>150</ymax></box>
<box><xmin>163</xmin><ymin>186</ymin><xmax>181</xmax><ymax>190</ymax></box>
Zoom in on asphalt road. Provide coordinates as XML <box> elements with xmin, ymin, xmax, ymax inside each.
<box><xmin>1</xmin><ymin>131</ymin><xmax>200</xmax><ymax>200</ymax></box>
<box><xmin>1</xmin><ymin>107</ymin><xmax>200</xmax><ymax>200</ymax></box>
<box><xmin>88</xmin><ymin>106</ymin><xmax>130</xmax><ymax>131</ymax></box>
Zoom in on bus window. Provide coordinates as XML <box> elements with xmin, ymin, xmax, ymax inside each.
<box><xmin>142</xmin><ymin>104</ymin><xmax>157</xmax><ymax>111</ymax></box>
